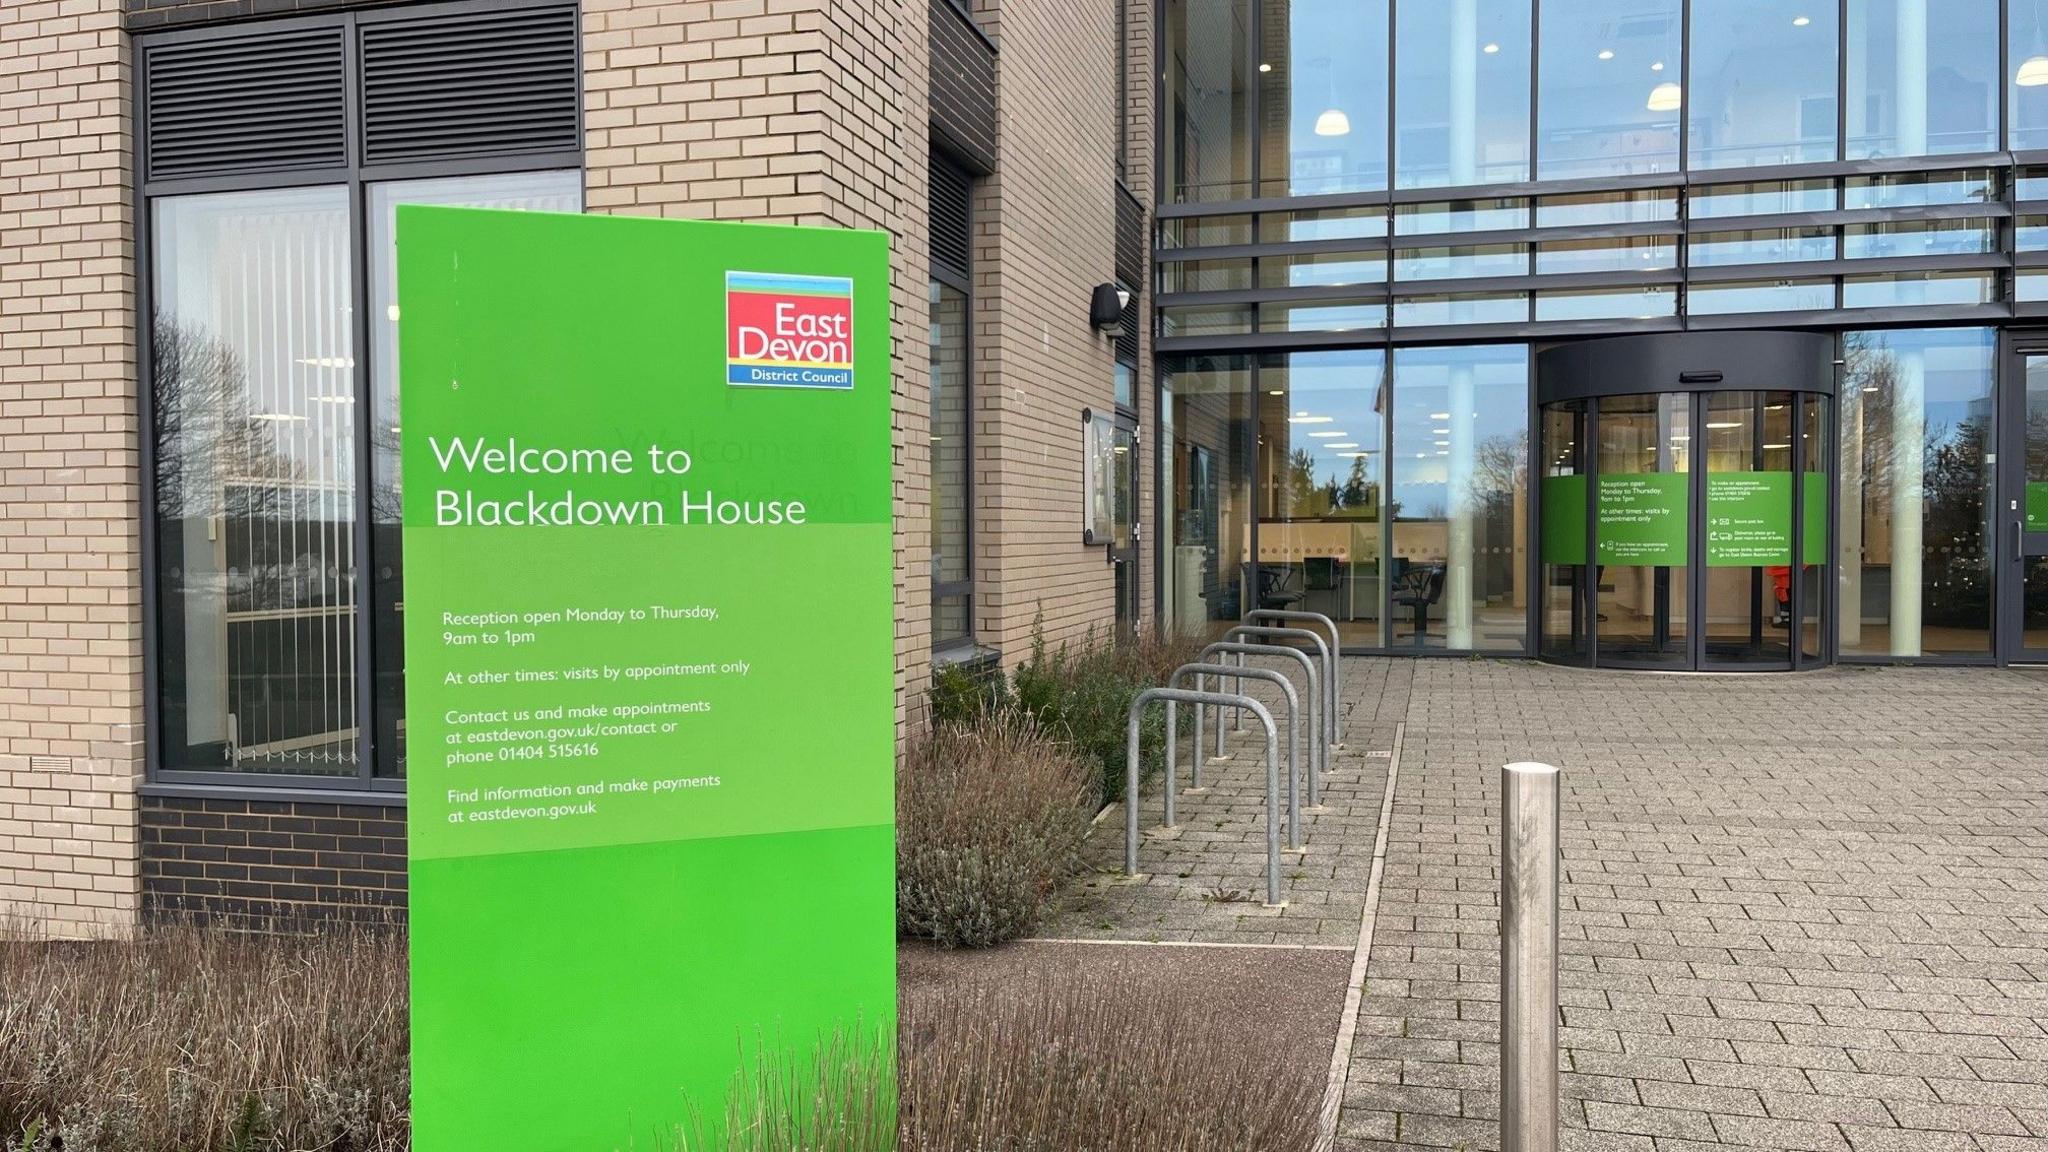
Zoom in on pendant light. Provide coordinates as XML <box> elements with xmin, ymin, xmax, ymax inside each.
<box><xmin>1647</xmin><ymin>80</ymin><xmax>1683</xmax><ymax>112</ymax></box>
<box><xmin>1312</xmin><ymin>56</ymin><xmax>1350</xmax><ymax>137</ymax></box>
<box><xmin>2022</xmin><ymin>0</ymin><xmax>2048</xmax><ymax>86</ymax></box>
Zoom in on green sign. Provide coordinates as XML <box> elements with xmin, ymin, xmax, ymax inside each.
<box><xmin>1541</xmin><ymin>474</ymin><xmax>1588</xmax><ymax>565</ymax></box>
<box><xmin>400</xmin><ymin>208</ymin><xmax>895</xmax><ymax>1149</ymax></box>
<box><xmin>2030</xmin><ymin>481</ymin><xmax>2048</xmax><ymax>531</ymax></box>
<box><xmin>1804</xmin><ymin>471</ymin><xmax>1828</xmax><ymax>561</ymax></box>
<box><xmin>1597</xmin><ymin>473</ymin><xmax>1688</xmax><ymax>566</ymax></box>
<box><xmin>1706</xmin><ymin>471</ymin><xmax>1792</xmax><ymax>567</ymax></box>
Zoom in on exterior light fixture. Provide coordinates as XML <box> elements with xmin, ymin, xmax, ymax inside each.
<box><xmin>1314</xmin><ymin>107</ymin><xmax>1352</xmax><ymax>136</ymax></box>
<box><xmin>1089</xmin><ymin>282</ymin><xmax>1131</xmax><ymax>330</ymax></box>
<box><xmin>1647</xmin><ymin>81</ymin><xmax>1683</xmax><ymax>112</ymax></box>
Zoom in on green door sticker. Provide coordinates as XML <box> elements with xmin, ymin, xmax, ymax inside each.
<box><xmin>1541</xmin><ymin>474</ymin><xmax>1588</xmax><ymax>565</ymax></box>
<box><xmin>1596</xmin><ymin>473</ymin><xmax>1688</xmax><ymax>566</ymax></box>
<box><xmin>1803</xmin><ymin>471</ymin><xmax>1828</xmax><ymax>561</ymax></box>
<box><xmin>2029</xmin><ymin>481</ymin><xmax>2048</xmax><ymax>531</ymax></box>
<box><xmin>1706</xmin><ymin>471</ymin><xmax>1793</xmax><ymax>567</ymax></box>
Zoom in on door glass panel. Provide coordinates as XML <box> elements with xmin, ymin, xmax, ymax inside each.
<box><xmin>1801</xmin><ymin>396</ymin><xmax>1829</xmax><ymax>661</ymax></box>
<box><xmin>2028</xmin><ymin>357</ymin><xmax>2048</xmax><ymax>535</ymax></box>
<box><xmin>1165</xmin><ymin>357</ymin><xmax>1255</xmax><ymax>643</ymax></box>
<box><xmin>1596</xmin><ymin>394</ymin><xmax>1690</xmax><ymax>664</ymax></box>
<box><xmin>1258</xmin><ymin>350</ymin><xmax>1386</xmax><ymax>649</ymax></box>
<box><xmin>1702</xmin><ymin>392</ymin><xmax>1793</xmax><ymax>666</ymax></box>
<box><xmin>2026</xmin><ymin>559</ymin><xmax>2048</xmax><ymax>653</ymax></box>
<box><xmin>1540</xmin><ymin>401</ymin><xmax>1590</xmax><ymax>663</ymax></box>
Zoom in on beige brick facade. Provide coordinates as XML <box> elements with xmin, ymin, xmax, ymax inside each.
<box><xmin>0</xmin><ymin>0</ymin><xmax>143</xmax><ymax>939</ymax></box>
<box><xmin>2</xmin><ymin>0</ymin><xmax>1137</xmax><ymax>934</ymax></box>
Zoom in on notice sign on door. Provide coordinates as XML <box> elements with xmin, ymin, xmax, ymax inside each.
<box><xmin>1596</xmin><ymin>473</ymin><xmax>1689</xmax><ymax>567</ymax></box>
<box><xmin>2031</xmin><ymin>481</ymin><xmax>2048</xmax><ymax>531</ymax></box>
<box><xmin>1705</xmin><ymin>472</ymin><xmax>1793</xmax><ymax>566</ymax></box>
<box><xmin>399</xmin><ymin>209</ymin><xmax>894</xmax><ymax>1149</ymax></box>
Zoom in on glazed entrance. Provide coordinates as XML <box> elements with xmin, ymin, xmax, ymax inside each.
<box><xmin>1536</xmin><ymin>333</ymin><xmax>1836</xmax><ymax>671</ymax></box>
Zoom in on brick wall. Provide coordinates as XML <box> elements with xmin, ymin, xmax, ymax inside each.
<box><xmin>0</xmin><ymin>0</ymin><xmax>143</xmax><ymax>939</ymax></box>
<box><xmin>583</xmin><ymin>0</ymin><xmax>933</xmax><ymax>730</ymax></box>
<box><xmin>141</xmin><ymin>794</ymin><xmax>406</xmax><ymax>927</ymax></box>
<box><xmin>123</xmin><ymin>0</ymin><xmax>414</xmax><ymax>31</ymax></box>
<box><xmin>968</xmin><ymin>0</ymin><xmax>1128</xmax><ymax>664</ymax></box>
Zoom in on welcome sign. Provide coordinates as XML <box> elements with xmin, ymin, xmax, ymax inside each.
<box><xmin>399</xmin><ymin>209</ymin><xmax>894</xmax><ymax>1149</ymax></box>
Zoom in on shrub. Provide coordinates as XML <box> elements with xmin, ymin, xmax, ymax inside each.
<box><xmin>926</xmin><ymin>659</ymin><xmax>1008</xmax><ymax>729</ymax></box>
<box><xmin>705</xmin><ymin>968</ymin><xmax>1320</xmax><ymax>1152</ymax></box>
<box><xmin>0</xmin><ymin>923</ymin><xmax>409</xmax><ymax>1152</ymax></box>
<box><xmin>896</xmin><ymin>715</ymin><xmax>1097</xmax><ymax>948</ymax></box>
<box><xmin>1009</xmin><ymin>630</ymin><xmax>1205</xmax><ymax>803</ymax></box>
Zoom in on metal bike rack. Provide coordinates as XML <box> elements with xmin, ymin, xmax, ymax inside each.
<box><xmin>1221</xmin><ymin>625</ymin><xmax>1333</xmax><ymax>754</ymax></box>
<box><xmin>1197</xmin><ymin>641</ymin><xmax>1323</xmax><ymax>808</ymax></box>
<box><xmin>1244</xmin><ymin>608</ymin><xmax>1343</xmax><ymax>744</ymax></box>
<box><xmin>1167</xmin><ymin>662</ymin><xmax>1300</xmax><ymax>848</ymax></box>
<box><xmin>1125</xmin><ymin>688</ymin><xmax>1284</xmax><ymax>907</ymax></box>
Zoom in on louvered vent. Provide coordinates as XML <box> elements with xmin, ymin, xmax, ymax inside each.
<box><xmin>360</xmin><ymin>7</ymin><xmax>579</xmax><ymax>167</ymax></box>
<box><xmin>144</xmin><ymin>29</ymin><xmax>347</xmax><ymax>181</ymax></box>
<box><xmin>930</xmin><ymin>154</ymin><xmax>972</xmax><ymax>277</ymax></box>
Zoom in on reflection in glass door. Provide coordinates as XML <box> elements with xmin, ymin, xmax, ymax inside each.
<box><xmin>1701</xmin><ymin>391</ymin><xmax>1794</xmax><ymax>669</ymax></box>
<box><xmin>2009</xmin><ymin>351</ymin><xmax>2048</xmax><ymax>661</ymax></box>
<box><xmin>1594</xmin><ymin>394</ymin><xmax>1691</xmax><ymax>666</ymax></box>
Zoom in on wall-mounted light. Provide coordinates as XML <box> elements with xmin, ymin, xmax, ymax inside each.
<box><xmin>1090</xmin><ymin>282</ymin><xmax>1132</xmax><ymax>330</ymax></box>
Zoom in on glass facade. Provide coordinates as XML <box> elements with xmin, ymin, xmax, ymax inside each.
<box><xmin>1160</xmin><ymin>0</ymin><xmax>2048</xmax><ymax>665</ymax></box>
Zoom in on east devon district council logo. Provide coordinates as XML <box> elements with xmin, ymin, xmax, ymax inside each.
<box><xmin>725</xmin><ymin>271</ymin><xmax>855</xmax><ymax>389</ymax></box>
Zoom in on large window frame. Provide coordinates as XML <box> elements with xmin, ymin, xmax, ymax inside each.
<box><xmin>137</xmin><ymin>2</ymin><xmax>583</xmax><ymax>798</ymax></box>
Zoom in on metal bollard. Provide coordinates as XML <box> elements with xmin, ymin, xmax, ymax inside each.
<box><xmin>1199</xmin><ymin>641</ymin><xmax>1323</xmax><ymax>808</ymax></box>
<box><xmin>1126</xmin><ymin>688</ymin><xmax>1284</xmax><ymax>906</ymax></box>
<box><xmin>1243</xmin><ymin>609</ymin><xmax>1343</xmax><ymax>744</ymax></box>
<box><xmin>1501</xmin><ymin>762</ymin><xmax>1561</xmax><ymax>1152</ymax></box>
<box><xmin>1169</xmin><ymin>662</ymin><xmax>1300</xmax><ymax>847</ymax></box>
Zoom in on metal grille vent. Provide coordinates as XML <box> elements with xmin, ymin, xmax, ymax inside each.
<box><xmin>144</xmin><ymin>29</ymin><xmax>347</xmax><ymax>181</ymax></box>
<box><xmin>930</xmin><ymin>153</ymin><xmax>973</xmax><ymax>278</ymax></box>
<box><xmin>360</xmin><ymin>7</ymin><xmax>579</xmax><ymax>167</ymax></box>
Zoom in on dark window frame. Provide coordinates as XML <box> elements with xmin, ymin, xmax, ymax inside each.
<box><xmin>136</xmin><ymin>0</ymin><xmax>583</xmax><ymax>800</ymax></box>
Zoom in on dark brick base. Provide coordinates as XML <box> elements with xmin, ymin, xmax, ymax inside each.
<box><xmin>141</xmin><ymin>794</ymin><xmax>407</xmax><ymax>928</ymax></box>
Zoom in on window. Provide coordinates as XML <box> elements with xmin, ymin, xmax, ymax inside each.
<box><xmin>142</xmin><ymin>6</ymin><xmax>581</xmax><ymax>788</ymax></box>
<box><xmin>1166</xmin><ymin>0</ymin><xmax>1254</xmax><ymax>201</ymax></box>
<box><xmin>930</xmin><ymin>155</ymin><xmax>975</xmax><ymax>651</ymax></box>
<box><xmin>1394</xmin><ymin>0</ymin><xmax>1532</xmax><ymax>189</ymax></box>
<box><xmin>1688</xmin><ymin>0</ymin><xmax>1838</xmax><ymax>170</ymax></box>
<box><xmin>1537</xmin><ymin>0</ymin><xmax>1682</xmax><ymax>180</ymax></box>
<box><xmin>1389</xmin><ymin>345</ymin><xmax>1530</xmax><ymax>651</ymax></box>
<box><xmin>1845</xmin><ymin>0</ymin><xmax>1998</xmax><ymax>159</ymax></box>
<box><xmin>1838</xmin><ymin>328</ymin><xmax>1996</xmax><ymax>657</ymax></box>
<box><xmin>2012</xmin><ymin>1</ymin><xmax>2048</xmax><ymax>150</ymax></box>
<box><xmin>1260</xmin><ymin>0</ymin><xmax>1390</xmax><ymax>196</ymax></box>
<box><xmin>1163</xmin><ymin>357</ymin><xmax>1256</xmax><ymax>640</ymax></box>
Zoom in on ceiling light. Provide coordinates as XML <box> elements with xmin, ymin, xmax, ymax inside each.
<box><xmin>1651</xmin><ymin>61</ymin><xmax>1665</xmax><ymax>72</ymax></box>
<box><xmin>1598</xmin><ymin>49</ymin><xmax>1615</xmax><ymax>60</ymax></box>
<box><xmin>1792</xmin><ymin>15</ymin><xmax>1810</xmax><ymax>26</ymax></box>
<box><xmin>1764</xmin><ymin>443</ymin><xmax>1792</xmax><ymax>450</ymax></box>
<box><xmin>1269</xmin><ymin>389</ymin><xmax>1286</xmax><ymax>396</ymax></box>
<box><xmin>312</xmin><ymin>394</ymin><xmax>354</xmax><ymax>404</ymax></box>
<box><xmin>1429</xmin><ymin>412</ymin><xmax>1451</xmax><ymax>420</ymax></box>
<box><xmin>1707</xmin><ymin>421</ymin><xmax>1743</xmax><ymax>429</ymax></box>
<box><xmin>2021</xmin><ymin>55</ymin><xmax>2048</xmax><ymax>87</ymax></box>
<box><xmin>1483</xmin><ymin>42</ymin><xmax>1500</xmax><ymax>54</ymax></box>
<box><xmin>1289</xmin><ymin>415</ymin><xmax>1334</xmax><ymax>424</ymax></box>
<box><xmin>1327</xmin><ymin>443</ymin><xmax>1359</xmax><ymax>449</ymax></box>
<box><xmin>1433</xmin><ymin>427</ymin><xmax>1451</xmax><ymax>435</ymax></box>
<box><xmin>1259</xmin><ymin>62</ymin><xmax>1273</xmax><ymax>73</ymax></box>
<box><xmin>385</xmin><ymin>305</ymin><xmax>401</xmax><ymax>322</ymax></box>
<box><xmin>1308</xmin><ymin>430</ymin><xmax>1349</xmax><ymax>438</ymax></box>
<box><xmin>1314</xmin><ymin>108</ymin><xmax>1352</xmax><ymax>137</ymax></box>
<box><xmin>1647</xmin><ymin>81</ymin><xmax>1683</xmax><ymax>112</ymax></box>
<box><xmin>294</xmin><ymin>357</ymin><xmax>355</xmax><ymax>370</ymax></box>
<box><xmin>1862</xmin><ymin>385</ymin><xmax>1880</xmax><ymax>392</ymax></box>
<box><xmin>1338</xmin><ymin>452</ymin><xmax>1373</xmax><ymax>458</ymax></box>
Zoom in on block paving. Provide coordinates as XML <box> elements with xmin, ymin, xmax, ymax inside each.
<box><xmin>1050</xmin><ymin>656</ymin><xmax>2048</xmax><ymax>1151</ymax></box>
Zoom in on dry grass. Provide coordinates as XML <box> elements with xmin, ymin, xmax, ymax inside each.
<box><xmin>701</xmin><ymin>966</ymin><xmax>1321</xmax><ymax>1152</ymax></box>
<box><xmin>0</xmin><ymin>922</ymin><xmax>409</xmax><ymax>1152</ymax></box>
<box><xmin>896</xmin><ymin>715</ymin><xmax>1098</xmax><ymax>949</ymax></box>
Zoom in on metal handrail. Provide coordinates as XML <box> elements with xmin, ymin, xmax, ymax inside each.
<box><xmin>1198</xmin><ymin>641</ymin><xmax>1323</xmax><ymax>809</ymax></box>
<box><xmin>1125</xmin><ymin>688</ymin><xmax>1283</xmax><ymax>907</ymax></box>
<box><xmin>1168</xmin><ymin>662</ymin><xmax>1300</xmax><ymax>848</ymax></box>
